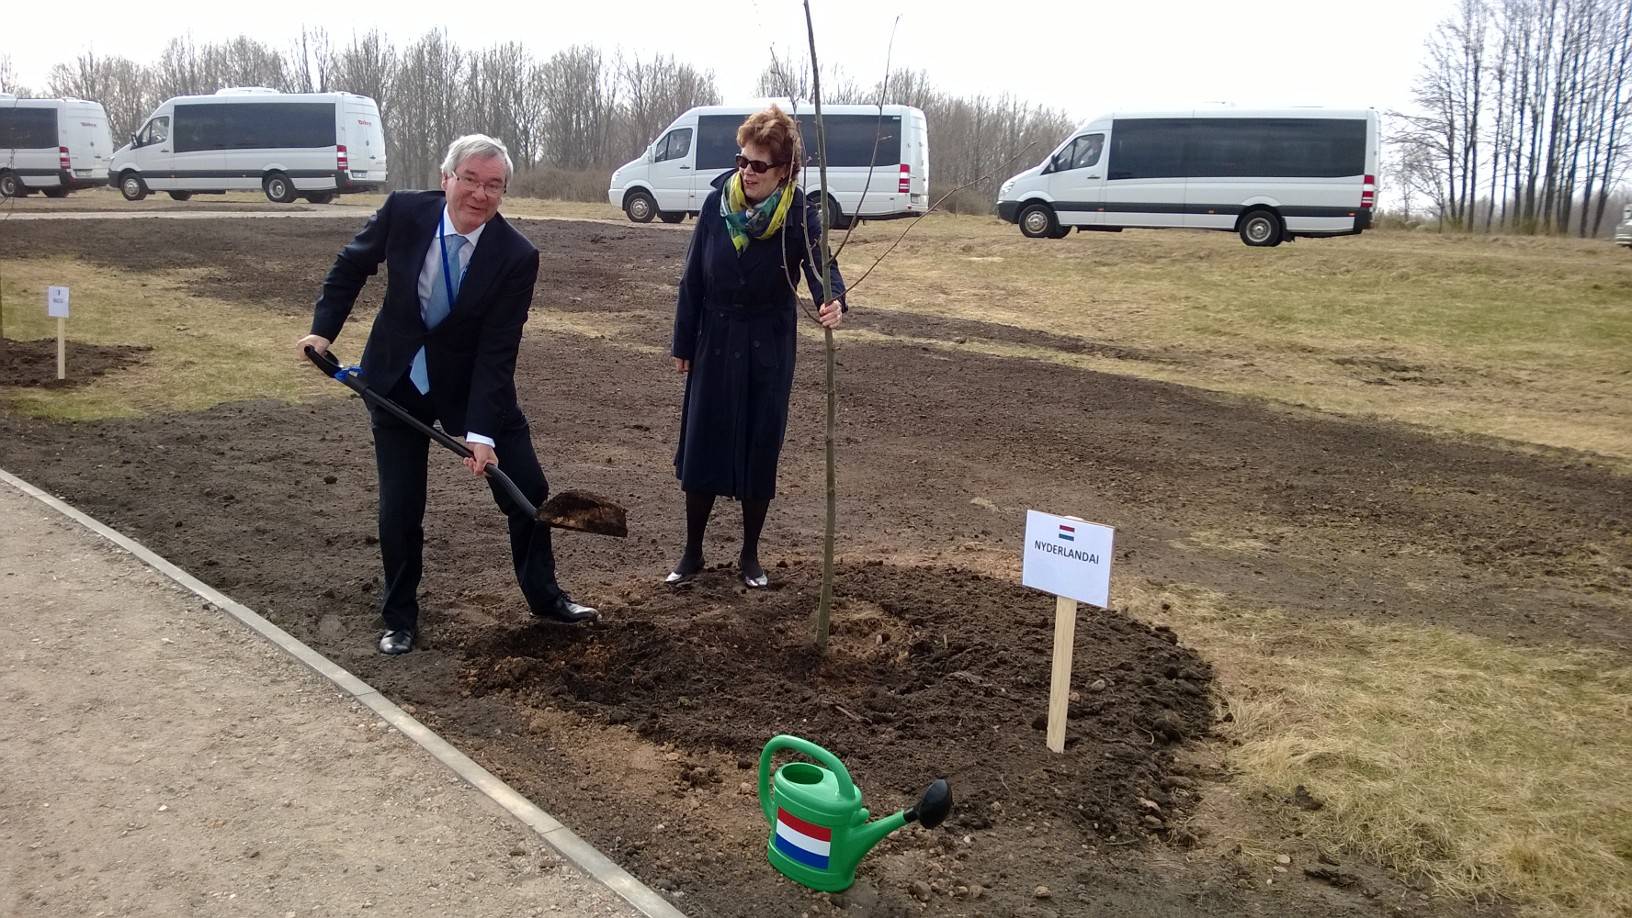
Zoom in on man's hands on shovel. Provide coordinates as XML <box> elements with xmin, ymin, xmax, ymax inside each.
<box><xmin>296</xmin><ymin>333</ymin><xmax>331</xmax><ymax>359</ymax></box>
<box><xmin>464</xmin><ymin>443</ymin><xmax>498</xmax><ymax>477</ymax></box>
<box><xmin>298</xmin><ymin>333</ymin><xmax>499</xmax><ymax>479</ymax></box>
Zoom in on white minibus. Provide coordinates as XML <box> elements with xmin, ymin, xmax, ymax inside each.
<box><xmin>0</xmin><ymin>96</ymin><xmax>114</xmax><ymax>198</ymax></box>
<box><xmin>609</xmin><ymin>101</ymin><xmax>929</xmax><ymax>227</ymax></box>
<box><xmin>997</xmin><ymin>108</ymin><xmax>1379</xmax><ymax>246</ymax></box>
<box><xmin>109</xmin><ymin>88</ymin><xmax>388</xmax><ymax>203</ymax></box>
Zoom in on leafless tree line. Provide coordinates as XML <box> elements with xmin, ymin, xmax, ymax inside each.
<box><xmin>36</xmin><ymin>31</ymin><xmax>722</xmax><ymax>191</ymax></box>
<box><xmin>1392</xmin><ymin>0</ymin><xmax>1632</xmax><ymax>235</ymax></box>
<box><xmin>0</xmin><ymin>55</ymin><xmax>27</xmax><ymax>96</ymax></box>
<box><xmin>27</xmin><ymin>33</ymin><xmax>1071</xmax><ymax>210</ymax></box>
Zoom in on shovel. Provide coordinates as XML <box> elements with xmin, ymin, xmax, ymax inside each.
<box><xmin>305</xmin><ymin>346</ymin><xmax>627</xmax><ymax>538</ymax></box>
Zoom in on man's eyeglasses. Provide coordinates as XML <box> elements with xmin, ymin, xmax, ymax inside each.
<box><xmin>453</xmin><ymin>173</ymin><xmax>507</xmax><ymax>196</ymax></box>
<box><xmin>735</xmin><ymin>154</ymin><xmax>787</xmax><ymax>174</ymax></box>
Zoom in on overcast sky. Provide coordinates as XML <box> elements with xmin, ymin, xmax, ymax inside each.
<box><xmin>11</xmin><ymin>0</ymin><xmax>1452</xmax><ymax>125</ymax></box>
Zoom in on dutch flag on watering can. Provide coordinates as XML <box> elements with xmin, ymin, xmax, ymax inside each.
<box><xmin>1058</xmin><ymin>524</ymin><xmax>1076</xmax><ymax>542</ymax></box>
<box><xmin>774</xmin><ymin>809</ymin><xmax>833</xmax><ymax>870</ymax></box>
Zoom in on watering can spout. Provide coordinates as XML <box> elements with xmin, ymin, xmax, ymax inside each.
<box><xmin>849</xmin><ymin>810</ymin><xmax>907</xmax><ymax>864</ymax></box>
<box><xmin>850</xmin><ymin>778</ymin><xmax>954</xmax><ymax>864</ymax></box>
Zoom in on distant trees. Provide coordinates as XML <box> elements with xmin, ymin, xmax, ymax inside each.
<box><xmin>1393</xmin><ymin>0</ymin><xmax>1632</xmax><ymax>235</ymax></box>
<box><xmin>17</xmin><ymin>30</ymin><xmax>1070</xmax><ymax>210</ymax></box>
<box><xmin>621</xmin><ymin>53</ymin><xmax>721</xmax><ymax>157</ymax></box>
<box><xmin>0</xmin><ymin>54</ymin><xmax>30</xmax><ymax>96</ymax></box>
<box><xmin>46</xmin><ymin>52</ymin><xmax>152</xmax><ymax>146</ymax></box>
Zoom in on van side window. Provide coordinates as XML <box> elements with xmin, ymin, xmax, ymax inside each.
<box><xmin>793</xmin><ymin>114</ymin><xmax>903</xmax><ymax>167</ymax></box>
<box><xmin>0</xmin><ymin>108</ymin><xmax>58</xmax><ymax>149</ymax></box>
<box><xmin>1070</xmin><ymin>134</ymin><xmax>1104</xmax><ymax>170</ymax></box>
<box><xmin>657</xmin><ymin>128</ymin><xmax>692</xmax><ymax>163</ymax></box>
<box><xmin>144</xmin><ymin>117</ymin><xmax>169</xmax><ymax>146</ymax></box>
<box><xmin>1108</xmin><ymin>119</ymin><xmax>1188</xmax><ymax>180</ymax></box>
<box><xmin>174</xmin><ymin>103</ymin><xmax>334</xmax><ymax>153</ymax></box>
<box><xmin>1186</xmin><ymin>119</ymin><xmax>1365</xmax><ymax>177</ymax></box>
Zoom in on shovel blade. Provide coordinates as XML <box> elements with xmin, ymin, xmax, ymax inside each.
<box><xmin>537</xmin><ymin>489</ymin><xmax>628</xmax><ymax>537</ymax></box>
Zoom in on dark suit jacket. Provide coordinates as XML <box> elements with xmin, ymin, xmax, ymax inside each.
<box><xmin>311</xmin><ymin>190</ymin><xmax>540</xmax><ymax>438</ymax></box>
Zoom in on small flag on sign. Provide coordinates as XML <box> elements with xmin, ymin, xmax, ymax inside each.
<box><xmin>1058</xmin><ymin>524</ymin><xmax>1076</xmax><ymax>542</ymax></box>
<box><xmin>773</xmin><ymin>808</ymin><xmax>833</xmax><ymax>870</ymax></box>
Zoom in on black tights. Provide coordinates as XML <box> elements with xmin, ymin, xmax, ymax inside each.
<box><xmin>676</xmin><ymin>491</ymin><xmax>768</xmax><ymax>578</ymax></box>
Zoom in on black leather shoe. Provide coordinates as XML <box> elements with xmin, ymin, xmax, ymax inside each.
<box><xmin>532</xmin><ymin>596</ymin><xmax>599</xmax><ymax>624</ymax></box>
<box><xmin>378</xmin><ymin>629</ymin><xmax>414</xmax><ymax>655</ymax></box>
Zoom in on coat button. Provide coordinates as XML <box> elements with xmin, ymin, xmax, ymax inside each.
<box><xmin>733</xmin><ymin>352</ymin><xmax>741</xmax><ymax>359</ymax></box>
<box><xmin>753</xmin><ymin>340</ymin><xmax>761</xmax><ymax>348</ymax></box>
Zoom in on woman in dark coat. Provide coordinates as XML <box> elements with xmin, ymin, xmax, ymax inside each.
<box><xmin>667</xmin><ymin>106</ymin><xmax>847</xmax><ymax>588</ymax></box>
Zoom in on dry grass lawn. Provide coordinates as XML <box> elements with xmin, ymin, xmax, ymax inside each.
<box><xmin>835</xmin><ymin>214</ymin><xmax>1632</xmax><ymax>467</ymax></box>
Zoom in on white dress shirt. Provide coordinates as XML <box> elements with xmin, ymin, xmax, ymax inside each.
<box><xmin>417</xmin><ymin>208</ymin><xmax>495</xmax><ymax>448</ymax></box>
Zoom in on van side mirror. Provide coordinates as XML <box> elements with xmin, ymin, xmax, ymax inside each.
<box><xmin>129</xmin><ymin>133</ymin><xmax>139</xmax><ymax>147</ymax></box>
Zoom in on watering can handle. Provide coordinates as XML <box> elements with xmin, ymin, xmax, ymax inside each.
<box><xmin>757</xmin><ymin>734</ymin><xmax>858</xmax><ymax>826</ymax></box>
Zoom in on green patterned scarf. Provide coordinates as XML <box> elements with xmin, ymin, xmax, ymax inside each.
<box><xmin>721</xmin><ymin>172</ymin><xmax>795</xmax><ymax>253</ymax></box>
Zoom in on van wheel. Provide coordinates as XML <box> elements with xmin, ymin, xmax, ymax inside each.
<box><xmin>168</xmin><ymin>191</ymin><xmax>193</xmax><ymax>201</ymax></box>
<box><xmin>1018</xmin><ymin>202</ymin><xmax>1060</xmax><ymax>239</ymax></box>
<box><xmin>1238</xmin><ymin>209</ymin><xmax>1284</xmax><ymax>247</ymax></box>
<box><xmin>658</xmin><ymin>211</ymin><xmax>684</xmax><ymax>224</ymax></box>
<box><xmin>43</xmin><ymin>187</ymin><xmax>69</xmax><ymax>199</ymax></box>
<box><xmin>263</xmin><ymin>173</ymin><xmax>298</xmax><ymax>204</ymax></box>
<box><xmin>1047</xmin><ymin>225</ymin><xmax>1072</xmax><ymax>239</ymax></box>
<box><xmin>624</xmin><ymin>190</ymin><xmax>657</xmax><ymax>223</ymax></box>
<box><xmin>304</xmin><ymin>192</ymin><xmax>335</xmax><ymax>204</ymax></box>
<box><xmin>817</xmin><ymin>194</ymin><xmax>851</xmax><ymax>230</ymax></box>
<box><xmin>0</xmin><ymin>172</ymin><xmax>21</xmax><ymax>198</ymax></box>
<box><xmin>119</xmin><ymin>172</ymin><xmax>149</xmax><ymax>201</ymax></box>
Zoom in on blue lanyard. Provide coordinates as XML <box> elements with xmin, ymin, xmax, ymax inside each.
<box><xmin>437</xmin><ymin>225</ymin><xmax>460</xmax><ymax>307</ymax></box>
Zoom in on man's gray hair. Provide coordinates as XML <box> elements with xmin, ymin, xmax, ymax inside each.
<box><xmin>441</xmin><ymin>134</ymin><xmax>514</xmax><ymax>183</ymax></box>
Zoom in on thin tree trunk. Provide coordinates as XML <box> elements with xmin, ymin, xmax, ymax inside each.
<box><xmin>804</xmin><ymin>0</ymin><xmax>837</xmax><ymax>655</ymax></box>
<box><xmin>1487</xmin><ymin>42</ymin><xmax>1508</xmax><ymax>231</ymax></box>
<box><xmin>1590</xmin><ymin>0</ymin><xmax>1631</xmax><ymax>235</ymax></box>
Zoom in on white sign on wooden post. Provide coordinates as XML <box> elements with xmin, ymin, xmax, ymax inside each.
<box><xmin>1021</xmin><ymin>509</ymin><xmax>1116</xmax><ymax>753</ymax></box>
<box><xmin>47</xmin><ymin>286</ymin><xmax>70</xmax><ymax>318</ymax></box>
<box><xmin>46</xmin><ymin>286</ymin><xmax>70</xmax><ymax>380</ymax></box>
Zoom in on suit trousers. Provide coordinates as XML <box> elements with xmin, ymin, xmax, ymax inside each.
<box><xmin>368</xmin><ymin>378</ymin><xmax>561</xmax><ymax>631</ymax></box>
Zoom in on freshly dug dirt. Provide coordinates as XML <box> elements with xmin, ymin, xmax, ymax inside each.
<box><xmin>0</xmin><ymin>338</ymin><xmax>147</xmax><ymax>388</ymax></box>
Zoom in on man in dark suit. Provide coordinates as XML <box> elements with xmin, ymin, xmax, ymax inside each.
<box><xmin>297</xmin><ymin>134</ymin><xmax>597</xmax><ymax>656</ymax></box>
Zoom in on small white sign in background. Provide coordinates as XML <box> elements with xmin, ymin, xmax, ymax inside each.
<box><xmin>1021</xmin><ymin>509</ymin><xmax>1115</xmax><ymax>608</ymax></box>
<box><xmin>47</xmin><ymin>286</ymin><xmax>70</xmax><ymax>318</ymax></box>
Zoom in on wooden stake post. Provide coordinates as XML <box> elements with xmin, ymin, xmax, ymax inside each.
<box><xmin>47</xmin><ymin>286</ymin><xmax>70</xmax><ymax>381</ymax></box>
<box><xmin>1020</xmin><ymin>510</ymin><xmax>1115</xmax><ymax>755</ymax></box>
<box><xmin>1046</xmin><ymin>595</ymin><xmax>1078</xmax><ymax>753</ymax></box>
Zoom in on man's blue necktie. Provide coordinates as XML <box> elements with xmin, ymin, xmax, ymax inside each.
<box><xmin>409</xmin><ymin>233</ymin><xmax>467</xmax><ymax>394</ymax></box>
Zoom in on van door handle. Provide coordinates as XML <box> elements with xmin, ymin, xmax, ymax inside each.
<box><xmin>1085</xmin><ymin>174</ymin><xmax>1101</xmax><ymax>179</ymax></box>
<box><xmin>679</xmin><ymin>165</ymin><xmax>691</xmax><ymax>170</ymax></box>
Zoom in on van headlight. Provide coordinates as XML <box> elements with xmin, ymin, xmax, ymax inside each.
<box><xmin>999</xmin><ymin>179</ymin><xmax>1015</xmax><ymax>198</ymax></box>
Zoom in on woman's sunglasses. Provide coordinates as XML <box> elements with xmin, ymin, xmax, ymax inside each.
<box><xmin>735</xmin><ymin>154</ymin><xmax>787</xmax><ymax>174</ymax></box>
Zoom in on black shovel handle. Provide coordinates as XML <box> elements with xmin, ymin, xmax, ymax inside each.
<box><xmin>304</xmin><ymin>346</ymin><xmax>540</xmax><ymax>518</ymax></box>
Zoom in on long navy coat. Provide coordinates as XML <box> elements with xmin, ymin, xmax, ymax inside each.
<box><xmin>672</xmin><ymin>173</ymin><xmax>847</xmax><ymax>500</ymax></box>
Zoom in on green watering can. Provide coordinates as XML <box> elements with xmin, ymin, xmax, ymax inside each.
<box><xmin>758</xmin><ymin>734</ymin><xmax>952</xmax><ymax>892</ymax></box>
